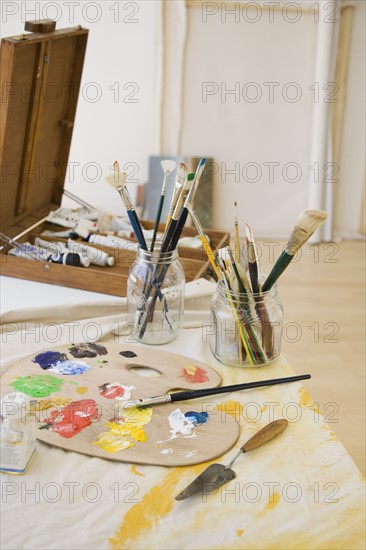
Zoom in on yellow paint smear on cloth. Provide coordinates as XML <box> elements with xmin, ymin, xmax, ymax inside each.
<box><xmin>109</xmin><ymin>468</ymin><xmax>181</xmax><ymax>549</ymax></box>
<box><xmin>215</xmin><ymin>400</ymin><xmax>244</xmax><ymax>422</ymax></box>
<box><xmin>298</xmin><ymin>387</ymin><xmax>319</xmax><ymax>413</ymax></box>
<box><xmin>109</xmin><ymin>460</ymin><xmax>216</xmax><ymax>549</ymax></box>
<box><xmin>259</xmin><ymin>492</ymin><xmax>281</xmax><ymax>515</ymax></box>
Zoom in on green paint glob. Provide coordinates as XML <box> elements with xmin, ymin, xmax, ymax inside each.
<box><xmin>11</xmin><ymin>374</ymin><xmax>64</xmax><ymax>397</ymax></box>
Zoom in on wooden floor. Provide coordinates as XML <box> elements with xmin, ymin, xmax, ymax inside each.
<box><xmin>257</xmin><ymin>239</ymin><xmax>365</xmax><ymax>474</ymax></box>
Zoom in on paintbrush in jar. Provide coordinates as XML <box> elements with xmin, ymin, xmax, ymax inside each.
<box><xmin>138</xmin><ymin>159</ymin><xmax>207</xmax><ymax>339</ymax></box>
<box><xmin>245</xmin><ymin>224</ymin><xmax>274</xmax><ymax>357</ymax></box>
<box><xmin>164</xmin><ymin>163</ymin><xmax>188</xmax><ymax>232</ymax></box>
<box><xmin>245</xmin><ymin>224</ymin><xmax>261</xmax><ymax>294</ymax></box>
<box><xmin>262</xmin><ymin>209</ymin><xmax>328</xmax><ymax>292</ymax></box>
<box><xmin>106</xmin><ymin>161</ymin><xmax>148</xmax><ymax>250</ymax></box>
<box><xmin>150</xmin><ymin>160</ymin><xmax>177</xmax><ymax>252</ymax></box>
<box><xmin>234</xmin><ymin>201</ymin><xmax>240</xmax><ymax>263</ymax></box>
<box><xmin>225</xmin><ymin>247</ymin><xmax>267</xmax><ymax>364</ymax></box>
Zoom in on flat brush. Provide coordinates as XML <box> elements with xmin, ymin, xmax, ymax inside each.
<box><xmin>246</xmin><ymin>224</ymin><xmax>260</xmax><ymax>294</ymax></box>
<box><xmin>161</xmin><ymin>174</ymin><xmax>194</xmax><ymax>256</ymax></box>
<box><xmin>106</xmin><ymin>161</ymin><xmax>147</xmax><ymax>250</ymax></box>
<box><xmin>165</xmin><ymin>163</ymin><xmax>188</xmax><ymax>231</ymax></box>
<box><xmin>117</xmin><ymin>374</ymin><xmax>311</xmax><ymax>409</ymax></box>
<box><xmin>168</xmin><ymin>158</ymin><xmax>207</xmax><ymax>252</ymax></box>
<box><xmin>262</xmin><ymin>209</ymin><xmax>327</xmax><ymax>292</ymax></box>
<box><xmin>150</xmin><ymin>160</ymin><xmax>177</xmax><ymax>252</ymax></box>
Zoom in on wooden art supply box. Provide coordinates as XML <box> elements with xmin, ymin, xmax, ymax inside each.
<box><xmin>0</xmin><ymin>21</ymin><xmax>229</xmax><ymax>297</ymax></box>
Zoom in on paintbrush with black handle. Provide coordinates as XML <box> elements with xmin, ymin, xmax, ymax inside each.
<box><xmin>117</xmin><ymin>374</ymin><xmax>311</xmax><ymax>409</ymax></box>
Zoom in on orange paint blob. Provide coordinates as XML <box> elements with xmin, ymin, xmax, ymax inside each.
<box><xmin>182</xmin><ymin>365</ymin><xmax>209</xmax><ymax>383</ymax></box>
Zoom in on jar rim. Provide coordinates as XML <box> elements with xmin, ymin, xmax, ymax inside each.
<box><xmin>137</xmin><ymin>240</ymin><xmax>178</xmax><ymax>264</ymax></box>
<box><xmin>217</xmin><ymin>279</ymin><xmax>278</xmax><ymax>300</ymax></box>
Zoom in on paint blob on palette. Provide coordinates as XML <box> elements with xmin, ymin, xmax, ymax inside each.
<box><xmin>33</xmin><ymin>351</ymin><xmax>90</xmax><ymax>375</ymax></box>
<box><xmin>1</xmin><ymin>342</ymin><xmax>240</xmax><ymax>466</ymax></box>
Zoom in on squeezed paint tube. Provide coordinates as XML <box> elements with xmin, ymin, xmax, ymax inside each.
<box><xmin>88</xmin><ymin>234</ymin><xmax>138</xmax><ymax>251</ymax></box>
<box><xmin>105</xmin><ymin>230</ymin><xmax>136</xmax><ymax>239</ymax></box>
<box><xmin>34</xmin><ymin>238</ymin><xmax>90</xmax><ymax>267</ymax></box>
<box><xmin>67</xmin><ymin>239</ymin><xmax>115</xmax><ymax>267</ymax></box>
<box><xmin>47</xmin><ymin>210</ymin><xmax>98</xmax><ymax>231</ymax></box>
<box><xmin>8</xmin><ymin>242</ymin><xmax>82</xmax><ymax>267</ymax></box>
<box><xmin>178</xmin><ymin>236</ymin><xmax>207</xmax><ymax>249</ymax></box>
<box><xmin>41</xmin><ymin>229</ymin><xmax>73</xmax><ymax>238</ymax></box>
<box><xmin>109</xmin><ymin>218</ymin><xmax>135</xmax><ymax>232</ymax></box>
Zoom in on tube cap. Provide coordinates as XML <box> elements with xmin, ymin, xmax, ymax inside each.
<box><xmin>63</xmin><ymin>252</ymin><xmax>82</xmax><ymax>267</ymax></box>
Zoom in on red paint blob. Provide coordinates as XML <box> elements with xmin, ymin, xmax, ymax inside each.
<box><xmin>182</xmin><ymin>366</ymin><xmax>209</xmax><ymax>384</ymax></box>
<box><xmin>100</xmin><ymin>384</ymin><xmax>125</xmax><ymax>400</ymax></box>
<box><xmin>46</xmin><ymin>399</ymin><xmax>101</xmax><ymax>438</ymax></box>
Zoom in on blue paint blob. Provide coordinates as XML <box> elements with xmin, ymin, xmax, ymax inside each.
<box><xmin>184</xmin><ymin>411</ymin><xmax>209</xmax><ymax>426</ymax></box>
<box><xmin>33</xmin><ymin>351</ymin><xmax>67</xmax><ymax>370</ymax></box>
<box><xmin>32</xmin><ymin>351</ymin><xmax>90</xmax><ymax>375</ymax></box>
<box><xmin>49</xmin><ymin>360</ymin><xmax>90</xmax><ymax>375</ymax></box>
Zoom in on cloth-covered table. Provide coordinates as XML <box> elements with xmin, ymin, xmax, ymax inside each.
<box><xmin>1</xmin><ymin>278</ymin><xmax>365</xmax><ymax>550</ymax></box>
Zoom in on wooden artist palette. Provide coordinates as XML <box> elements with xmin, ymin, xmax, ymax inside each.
<box><xmin>1</xmin><ymin>343</ymin><xmax>240</xmax><ymax>466</ymax></box>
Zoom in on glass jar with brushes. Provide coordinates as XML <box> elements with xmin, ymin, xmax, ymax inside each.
<box><xmin>209</xmin><ymin>280</ymin><xmax>283</xmax><ymax>367</ymax></box>
<box><xmin>127</xmin><ymin>242</ymin><xmax>185</xmax><ymax>345</ymax></box>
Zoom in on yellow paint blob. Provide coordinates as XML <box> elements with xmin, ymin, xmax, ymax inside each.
<box><xmin>216</xmin><ymin>400</ymin><xmax>244</xmax><ymax>422</ymax></box>
<box><xmin>93</xmin><ymin>431</ymin><xmax>132</xmax><ymax>453</ymax></box>
<box><xmin>76</xmin><ymin>386</ymin><xmax>88</xmax><ymax>394</ymax></box>
<box><xmin>130</xmin><ymin>465</ymin><xmax>144</xmax><ymax>477</ymax></box>
<box><xmin>93</xmin><ymin>407</ymin><xmax>152</xmax><ymax>454</ymax></box>
<box><xmin>236</xmin><ymin>529</ymin><xmax>244</xmax><ymax>537</ymax></box>
<box><xmin>184</xmin><ymin>364</ymin><xmax>197</xmax><ymax>375</ymax></box>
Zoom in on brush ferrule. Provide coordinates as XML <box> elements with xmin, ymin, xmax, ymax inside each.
<box><xmin>285</xmin><ymin>226</ymin><xmax>310</xmax><ymax>255</ymax></box>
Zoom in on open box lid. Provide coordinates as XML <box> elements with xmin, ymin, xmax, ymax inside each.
<box><xmin>0</xmin><ymin>20</ymin><xmax>88</xmax><ymax>234</ymax></box>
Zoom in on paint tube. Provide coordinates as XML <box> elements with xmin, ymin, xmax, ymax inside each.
<box><xmin>105</xmin><ymin>230</ymin><xmax>136</xmax><ymax>239</ymax></box>
<box><xmin>41</xmin><ymin>229</ymin><xmax>73</xmax><ymax>238</ymax></box>
<box><xmin>72</xmin><ymin>207</ymin><xmax>100</xmax><ymax>221</ymax></box>
<box><xmin>178</xmin><ymin>236</ymin><xmax>207</xmax><ymax>249</ymax></box>
<box><xmin>35</xmin><ymin>238</ymin><xmax>90</xmax><ymax>267</ymax></box>
<box><xmin>47</xmin><ymin>209</ymin><xmax>98</xmax><ymax>231</ymax></box>
<box><xmin>8</xmin><ymin>242</ymin><xmax>83</xmax><ymax>267</ymax></box>
<box><xmin>67</xmin><ymin>239</ymin><xmax>115</xmax><ymax>267</ymax></box>
<box><xmin>108</xmin><ymin>217</ymin><xmax>134</xmax><ymax>232</ymax></box>
<box><xmin>88</xmin><ymin>233</ymin><xmax>138</xmax><ymax>251</ymax></box>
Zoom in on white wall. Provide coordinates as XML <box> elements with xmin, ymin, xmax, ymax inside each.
<box><xmin>175</xmin><ymin>1</ymin><xmax>365</xmax><ymax>237</ymax></box>
<box><xmin>1</xmin><ymin>0</ymin><xmax>365</xmax><ymax>236</ymax></box>
<box><xmin>180</xmin><ymin>4</ymin><xmax>317</xmax><ymax>236</ymax></box>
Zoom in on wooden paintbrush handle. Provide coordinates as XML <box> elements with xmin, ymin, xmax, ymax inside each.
<box><xmin>241</xmin><ymin>419</ymin><xmax>288</xmax><ymax>453</ymax></box>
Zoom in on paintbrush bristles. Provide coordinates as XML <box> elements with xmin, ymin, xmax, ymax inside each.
<box><xmin>106</xmin><ymin>162</ymin><xmax>127</xmax><ymax>190</ymax></box>
<box><xmin>286</xmin><ymin>209</ymin><xmax>328</xmax><ymax>255</ymax></box>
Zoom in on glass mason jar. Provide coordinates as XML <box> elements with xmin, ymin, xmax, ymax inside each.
<box><xmin>127</xmin><ymin>244</ymin><xmax>185</xmax><ymax>345</ymax></box>
<box><xmin>209</xmin><ymin>282</ymin><xmax>283</xmax><ymax>367</ymax></box>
